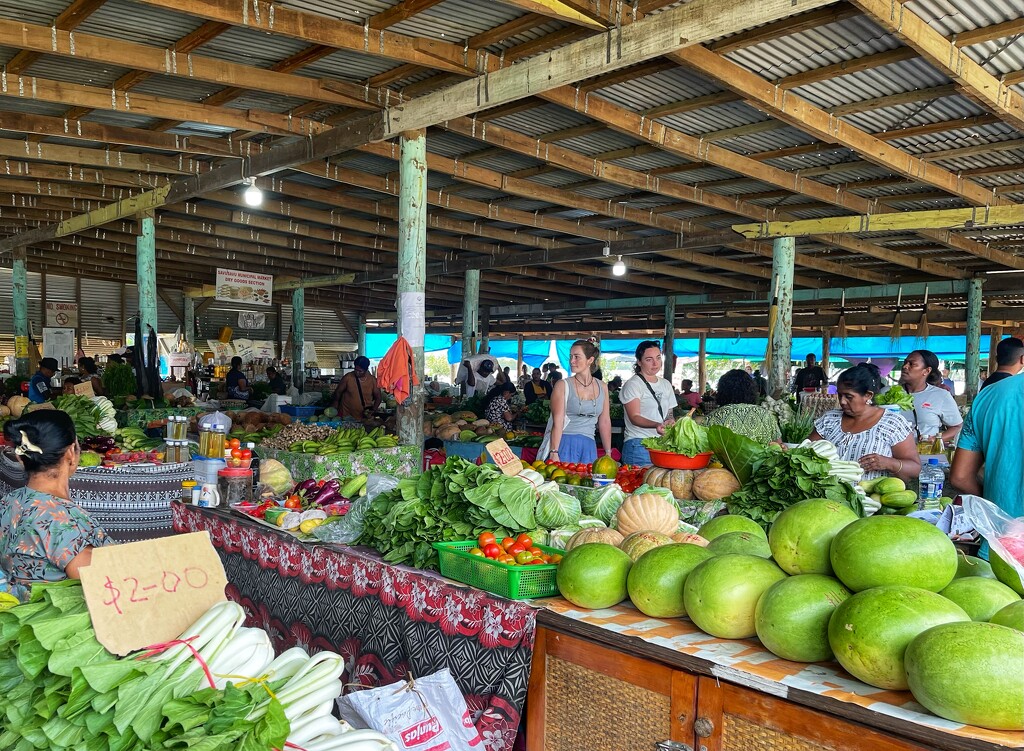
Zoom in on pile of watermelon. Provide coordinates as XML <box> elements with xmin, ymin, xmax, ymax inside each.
<box><xmin>555</xmin><ymin>499</ymin><xmax>1024</xmax><ymax>732</ymax></box>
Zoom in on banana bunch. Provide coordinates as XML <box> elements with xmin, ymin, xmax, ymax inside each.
<box><xmin>115</xmin><ymin>427</ymin><xmax>164</xmax><ymax>451</ymax></box>
<box><xmin>287</xmin><ymin>426</ymin><xmax>399</xmax><ymax>455</ymax></box>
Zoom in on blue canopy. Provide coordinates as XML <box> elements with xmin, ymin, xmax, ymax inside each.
<box><xmin>447</xmin><ymin>340</ymin><xmax>550</xmax><ymax>367</ymax></box>
<box><xmin>365</xmin><ymin>333</ymin><xmax>453</xmax><ymax>360</ymax></box>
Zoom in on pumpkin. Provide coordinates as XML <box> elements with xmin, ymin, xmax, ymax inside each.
<box><xmin>7</xmin><ymin>396</ymin><xmax>30</xmax><ymax>418</ymax></box>
<box><xmin>0</xmin><ymin>405</ymin><xmax>10</xmax><ymax>417</ymax></box>
<box><xmin>692</xmin><ymin>468</ymin><xmax>741</xmax><ymax>502</ymax></box>
<box><xmin>616</xmin><ymin>492</ymin><xmax>679</xmax><ymax>537</ymax></box>
<box><xmin>672</xmin><ymin>532</ymin><xmax>709</xmax><ymax>547</ymax></box>
<box><xmin>619</xmin><ymin>531</ymin><xmax>673</xmax><ymax>561</ymax></box>
<box><xmin>564</xmin><ymin>527</ymin><xmax>624</xmax><ymax>551</ymax></box>
<box><xmin>644</xmin><ymin>467</ymin><xmax>696</xmax><ymax>500</ymax></box>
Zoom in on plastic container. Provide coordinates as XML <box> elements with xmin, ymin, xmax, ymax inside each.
<box><xmin>433</xmin><ymin>541</ymin><xmax>561</xmax><ymax>600</ymax></box>
<box><xmin>279</xmin><ymin>405</ymin><xmax>317</xmax><ymax>418</ymax></box>
<box><xmin>218</xmin><ymin>467</ymin><xmax>253</xmax><ymax>506</ymax></box>
<box><xmin>193</xmin><ymin>457</ymin><xmax>226</xmax><ymax>486</ymax></box>
<box><xmin>647</xmin><ymin>449</ymin><xmax>713</xmax><ymax>470</ymax></box>
<box><xmin>181</xmin><ymin>480</ymin><xmax>197</xmax><ymax>503</ymax></box>
<box><xmin>918</xmin><ymin>458</ymin><xmax>944</xmax><ymax>511</ymax></box>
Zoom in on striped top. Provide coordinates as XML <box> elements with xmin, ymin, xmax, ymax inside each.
<box><xmin>814</xmin><ymin>409</ymin><xmax>914</xmax><ymax>480</ymax></box>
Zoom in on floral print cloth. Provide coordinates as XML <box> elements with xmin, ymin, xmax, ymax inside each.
<box><xmin>0</xmin><ymin>486</ymin><xmax>112</xmax><ymax>600</ymax></box>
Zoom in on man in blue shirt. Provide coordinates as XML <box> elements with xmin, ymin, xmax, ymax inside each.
<box><xmin>951</xmin><ymin>374</ymin><xmax>1023</xmax><ymax>538</ymax></box>
<box><xmin>28</xmin><ymin>358</ymin><xmax>58</xmax><ymax>403</ymax></box>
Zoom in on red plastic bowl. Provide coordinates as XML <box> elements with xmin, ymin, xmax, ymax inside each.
<box><xmin>647</xmin><ymin>449</ymin><xmax>713</xmax><ymax>470</ymax></box>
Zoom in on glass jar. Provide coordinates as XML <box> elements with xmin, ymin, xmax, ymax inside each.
<box><xmin>170</xmin><ymin>415</ymin><xmax>188</xmax><ymax>441</ymax></box>
<box><xmin>217</xmin><ymin>468</ymin><xmax>253</xmax><ymax>506</ymax></box>
<box><xmin>181</xmin><ymin>480</ymin><xmax>197</xmax><ymax>503</ymax></box>
<box><xmin>205</xmin><ymin>424</ymin><xmax>226</xmax><ymax>459</ymax></box>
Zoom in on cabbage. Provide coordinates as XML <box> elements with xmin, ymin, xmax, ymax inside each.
<box><xmin>583</xmin><ymin>484</ymin><xmax>626</xmax><ymax>525</ymax></box>
<box><xmin>534</xmin><ymin>481</ymin><xmax>582</xmax><ymax>529</ymax></box>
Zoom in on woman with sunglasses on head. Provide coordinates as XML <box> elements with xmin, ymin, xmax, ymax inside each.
<box><xmin>545</xmin><ymin>340</ymin><xmax>612</xmax><ymax>464</ymax></box>
<box><xmin>620</xmin><ymin>340</ymin><xmax>678</xmax><ymax>466</ymax></box>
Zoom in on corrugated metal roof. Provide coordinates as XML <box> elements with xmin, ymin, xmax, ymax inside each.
<box><xmin>273</xmin><ymin>0</ymin><xmax>393</xmax><ymax>26</ymax></box>
<box><xmin>596</xmin><ymin>67</ymin><xmax>723</xmax><ymax>112</ymax></box>
<box><xmin>295</xmin><ymin>50</ymin><xmax>402</xmax><ymax>84</ymax></box>
<box><xmin>491</xmin><ymin>104</ymin><xmax>591</xmax><ymax>138</ymax></box>
<box><xmin>390</xmin><ymin>0</ymin><xmax>525</xmax><ymax>41</ymax></box>
<box><xmin>479</xmin><ymin>20</ymin><xmax>567</xmax><ymax>55</ymax></box>
<box><xmin>657</xmin><ymin>101</ymin><xmax>774</xmax><ymax>137</ymax></box>
<box><xmin>19</xmin><ymin>54</ymin><xmax>127</xmax><ymax>88</ymax></box>
<box><xmin>128</xmin><ymin>74</ymin><xmax>225</xmax><ymax>103</ymax></box>
<box><xmin>0</xmin><ymin>0</ymin><xmax>65</xmax><ymax>26</ymax></box>
<box><xmin>78</xmin><ymin>0</ymin><xmax>204</xmax><ymax>48</ymax></box>
<box><xmin>194</xmin><ymin>26</ymin><xmax>313</xmax><ymax>69</ymax></box>
<box><xmin>0</xmin><ymin>98</ymin><xmax>68</xmax><ymax>118</ymax></box>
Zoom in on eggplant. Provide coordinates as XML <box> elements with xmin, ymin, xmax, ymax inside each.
<box><xmin>309</xmin><ymin>486</ymin><xmax>342</xmax><ymax>505</ymax></box>
<box><xmin>322</xmin><ymin>478</ymin><xmax>341</xmax><ymax>493</ymax></box>
<box><xmin>295</xmin><ymin>479</ymin><xmax>318</xmax><ymax>495</ymax></box>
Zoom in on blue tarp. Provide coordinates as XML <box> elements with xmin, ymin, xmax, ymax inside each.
<box><xmin>365</xmin><ymin>333</ymin><xmax>453</xmax><ymax>360</ymax></box>
<box><xmin>446</xmin><ymin>340</ymin><xmax>550</xmax><ymax>367</ymax></box>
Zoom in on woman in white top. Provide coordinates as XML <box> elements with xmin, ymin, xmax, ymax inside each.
<box><xmin>620</xmin><ymin>341</ymin><xmax>678</xmax><ymax>466</ymax></box>
<box><xmin>899</xmin><ymin>349</ymin><xmax>962</xmax><ymax>443</ymax></box>
<box><xmin>811</xmin><ymin>363</ymin><xmax>920</xmax><ymax>482</ymax></box>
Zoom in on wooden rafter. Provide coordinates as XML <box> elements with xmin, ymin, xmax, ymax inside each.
<box><xmin>4</xmin><ymin>0</ymin><xmax>108</xmax><ymax>75</ymax></box>
<box><xmin>493</xmin><ymin>0</ymin><xmax>608</xmax><ymax>29</ymax></box>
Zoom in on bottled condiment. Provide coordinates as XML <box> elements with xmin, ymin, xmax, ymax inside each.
<box><xmin>217</xmin><ymin>468</ymin><xmax>253</xmax><ymax>506</ymax></box>
<box><xmin>170</xmin><ymin>415</ymin><xmax>188</xmax><ymax>440</ymax></box>
<box><xmin>246</xmin><ymin>442</ymin><xmax>260</xmax><ymax>478</ymax></box>
<box><xmin>181</xmin><ymin>480</ymin><xmax>197</xmax><ymax>503</ymax></box>
<box><xmin>204</xmin><ymin>423</ymin><xmax>226</xmax><ymax>459</ymax></box>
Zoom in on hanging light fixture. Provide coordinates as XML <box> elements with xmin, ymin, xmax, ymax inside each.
<box><xmin>243</xmin><ymin>177</ymin><xmax>263</xmax><ymax>207</ymax></box>
<box><xmin>612</xmin><ymin>255</ymin><xmax>626</xmax><ymax>276</ymax></box>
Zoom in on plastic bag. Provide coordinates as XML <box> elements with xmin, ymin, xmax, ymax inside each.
<box><xmin>962</xmin><ymin>495</ymin><xmax>1024</xmax><ymax>582</ymax></box>
<box><xmin>198</xmin><ymin>410</ymin><xmax>232</xmax><ymax>431</ymax></box>
<box><xmin>337</xmin><ymin>669</ymin><xmax>482</xmax><ymax>751</ymax></box>
<box><xmin>366</xmin><ymin>473</ymin><xmax>400</xmax><ymax>501</ymax></box>
<box><xmin>312</xmin><ymin>473</ymin><xmax>399</xmax><ymax>544</ymax></box>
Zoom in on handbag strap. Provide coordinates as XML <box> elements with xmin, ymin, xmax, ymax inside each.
<box><xmin>640</xmin><ymin>377</ymin><xmax>666</xmax><ymax>421</ymax></box>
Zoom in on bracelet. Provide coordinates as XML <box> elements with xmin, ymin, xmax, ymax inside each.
<box><xmin>550</xmin><ymin>449</ymin><xmax>559</xmax><ymax>455</ymax></box>
<box><xmin>896</xmin><ymin>460</ymin><xmax>904</xmax><ymax>475</ymax></box>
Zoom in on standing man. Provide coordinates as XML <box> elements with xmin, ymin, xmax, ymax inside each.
<box><xmin>981</xmin><ymin>337</ymin><xmax>1024</xmax><ymax>390</ymax></box>
<box><xmin>941</xmin><ymin>367</ymin><xmax>956</xmax><ymax>394</ymax></box>
<box><xmin>793</xmin><ymin>354</ymin><xmax>828</xmax><ymax>397</ymax></box>
<box><xmin>455</xmin><ymin>357</ymin><xmax>497</xmax><ymax>397</ymax></box>
<box><xmin>330</xmin><ymin>356</ymin><xmax>382</xmax><ymax>419</ymax></box>
<box><xmin>28</xmin><ymin>358</ymin><xmax>58</xmax><ymax>404</ymax></box>
<box><xmin>524</xmin><ymin>368</ymin><xmax>553</xmax><ymax>405</ymax></box>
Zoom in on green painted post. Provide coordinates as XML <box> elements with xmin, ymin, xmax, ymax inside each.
<box><xmin>768</xmin><ymin>236</ymin><xmax>795</xmax><ymax>398</ymax></box>
<box><xmin>463</xmin><ymin>269</ymin><xmax>480</xmax><ymax>358</ymax></box>
<box><xmin>397</xmin><ymin>130</ymin><xmax>427</xmax><ymax>447</ymax></box>
<box><xmin>12</xmin><ymin>248</ymin><xmax>29</xmax><ymax>376</ymax></box>
<box><xmin>965</xmin><ymin>277</ymin><xmax>983</xmax><ymax>403</ymax></box>
<box><xmin>184</xmin><ymin>295</ymin><xmax>195</xmax><ymax>352</ymax></box>
<box><xmin>664</xmin><ymin>296</ymin><xmax>676</xmax><ymax>380</ymax></box>
<box><xmin>292</xmin><ymin>287</ymin><xmax>304</xmax><ymax>393</ymax></box>
<box><xmin>136</xmin><ymin>214</ymin><xmax>158</xmax><ymax>339</ymax></box>
<box><xmin>357</xmin><ymin>315</ymin><xmax>367</xmax><ymax>356</ymax></box>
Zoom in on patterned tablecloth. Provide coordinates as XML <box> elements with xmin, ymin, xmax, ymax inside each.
<box><xmin>255</xmin><ymin>445</ymin><xmax>421</xmax><ymax>481</ymax></box>
<box><xmin>542</xmin><ymin>597</ymin><xmax>1024</xmax><ymax>750</ymax></box>
<box><xmin>173</xmin><ymin>503</ymin><xmax>536</xmax><ymax>751</ymax></box>
<box><xmin>115</xmin><ymin>407</ymin><xmax>207</xmax><ymax>429</ymax></box>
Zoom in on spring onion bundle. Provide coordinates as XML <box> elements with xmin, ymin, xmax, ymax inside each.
<box><xmin>0</xmin><ymin>581</ymin><xmax>396</xmax><ymax>751</ymax></box>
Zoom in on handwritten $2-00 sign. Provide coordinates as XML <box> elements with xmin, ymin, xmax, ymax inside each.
<box><xmin>80</xmin><ymin>532</ymin><xmax>228</xmax><ymax>656</ymax></box>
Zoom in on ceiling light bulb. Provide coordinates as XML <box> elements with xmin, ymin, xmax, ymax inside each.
<box><xmin>612</xmin><ymin>256</ymin><xmax>626</xmax><ymax>276</ymax></box>
<box><xmin>243</xmin><ymin>177</ymin><xmax>263</xmax><ymax>207</ymax></box>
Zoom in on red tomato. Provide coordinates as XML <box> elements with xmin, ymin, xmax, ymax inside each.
<box><xmin>478</xmin><ymin>532</ymin><xmax>497</xmax><ymax>548</ymax></box>
<box><xmin>528</xmin><ymin>547</ymin><xmax>543</xmax><ymax>556</ymax></box>
<box><xmin>500</xmin><ymin>537</ymin><xmax>517</xmax><ymax>551</ymax></box>
<box><xmin>526</xmin><ymin>558</ymin><xmax>545</xmax><ymax>565</ymax></box>
<box><xmin>240</xmin><ymin>449</ymin><xmax>252</xmax><ymax>460</ymax></box>
<box><xmin>231</xmin><ymin>448</ymin><xmax>243</xmax><ymax>460</ymax></box>
<box><xmin>228</xmin><ymin>438</ymin><xmax>241</xmax><ymax>450</ymax></box>
<box><xmin>483</xmin><ymin>543</ymin><xmax>501</xmax><ymax>559</ymax></box>
<box><xmin>516</xmin><ymin>533</ymin><xmax>533</xmax><ymax>548</ymax></box>
<box><xmin>508</xmin><ymin>543</ymin><xmax>525</xmax><ymax>556</ymax></box>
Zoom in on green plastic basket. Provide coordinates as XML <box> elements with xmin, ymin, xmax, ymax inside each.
<box><xmin>433</xmin><ymin>541</ymin><xmax>561</xmax><ymax>600</ymax></box>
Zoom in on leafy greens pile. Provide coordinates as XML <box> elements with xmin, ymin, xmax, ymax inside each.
<box><xmin>874</xmin><ymin>385</ymin><xmax>914</xmax><ymax>411</ymax></box>
<box><xmin>357</xmin><ymin>457</ymin><xmax>578</xmax><ymax>569</ymax></box>
<box><xmin>707</xmin><ymin>425</ymin><xmax>861</xmax><ymax>528</ymax></box>
<box><xmin>0</xmin><ymin>581</ymin><xmax>290</xmax><ymax>751</ymax></box>
<box><xmin>52</xmin><ymin>395</ymin><xmax>117</xmax><ymax>438</ymax></box>
<box><xmin>641</xmin><ymin>417</ymin><xmax>709</xmax><ymax>456</ymax></box>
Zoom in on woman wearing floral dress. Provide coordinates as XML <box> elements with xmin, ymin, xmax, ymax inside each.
<box><xmin>1</xmin><ymin>410</ymin><xmax>112</xmax><ymax>600</ymax></box>
<box><xmin>484</xmin><ymin>382</ymin><xmax>519</xmax><ymax>433</ymax></box>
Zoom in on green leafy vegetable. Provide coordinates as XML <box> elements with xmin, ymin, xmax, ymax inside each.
<box><xmin>779</xmin><ymin>410</ymin><xmax>816</xmax><ymax>444</ymax></box>
<box><xmin>874</xmin><ymin>385</ymin><xmax>914</xmax><ymax>411</ymax></box>
<box><xmin>582</xmin><ymin>484</ymin><xmax>625</xmax><ymax>525</ymax></box>
<box><xmin>706</xmin><ymin>425</ymin><xmax>766</xmax><ymax>486</ymax></box>
<box><xmin>534</xmin><ymin>482</ymin><xmax>582</xmax><ymax>529</ymax></box>
<box><xmin>641</xmin><ymin>417</ymin><xmax>709</xmax><ymax>456</ymax></box>
<box><xmin>100</xmin><ymin>363</ymin><xmax>137</xmax><ymax>399</ymax></box>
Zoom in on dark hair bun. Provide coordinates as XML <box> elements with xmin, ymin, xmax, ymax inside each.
<box><xmin>3</xmin><ymin>410</ymin><xmax>77</xmax><ymax>475</ymax></box>
<box><xmin>837</xmin><ymin>362</ymin><xmax>883</xmax><ymax>396</ymax></box>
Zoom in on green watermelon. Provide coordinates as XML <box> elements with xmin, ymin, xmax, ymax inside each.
<box><xmin>556</xmin><ymin>543</ymin><xmax>632</xmax><ymax>610</ymax></box>
<box><xmin>755</xmin><ymin>574</ymin><xmax>850</xmax><ymax>662</ymax></box>
<box><xmin>683</xmin><ymin>554</ymin><xmax>787</xmax><ymax>639</ymax></box>
<box><xmin>991</xmin><ymin>550</ymin><xmax>1024</xmax><ymax>596</ymax></box>
<box><xmin>829</xmin><ymin>516</ymin><xmax>957</xmax><ymax>592</ymax></box>
<box><xmin>990</xmin><ymin>600</ymin><xmax>1024</xmax><ymax>632</ymax></box>
<box><xmin>828</xmin><ymin>585</ymin><xmax>970</xmax><ymax>690</ymax></box>
<box><xmin>706</xmin><ymin>531</ymin><xmax>771</xmax><ymax>558</ymax></box>
<box><xmin>906</xmin><ymin>622</ymin><xmax>1024</xmax><ymax>731</ymax></box>
<box><xmin>953</xmin><ymin>553</ymin><xmax>995</xmax><ymax>580</ymax></box>
<box><xmin>626</xmin><ymin>544</ymin><xmax>714</xmax><ymax>618</ymax></box>
<box><xmin>940</xmin><ymin>577</ymin><xmax>1020</xmax><ymax>622</ymax></box>
<box><xmin>697</xmin><ymin>515</ymin><xmax>766</xmax><ymax>542</ymax></box>
<box><xmin>768</xmin><ymin>498</ymin><xmax>859</xmax><ymax>575</ymax></box>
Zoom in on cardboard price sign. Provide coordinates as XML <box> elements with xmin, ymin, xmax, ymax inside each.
<box><xmin>72</xmin><ymin>380</ymin><xmax>96</xmax><ymax>397</ymax></box>
<box><xmin>485</xmin><ymin>439</ymin><xmax>523</xmax><ymax>476</ymax></box>
<box><xmin>80</xmin><ymin>532</ymin><xmax>228</xmax><ymax>656</ymax></box>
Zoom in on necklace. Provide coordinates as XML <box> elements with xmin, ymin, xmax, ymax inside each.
<box><xmin>574</xmin><ymin>373</ymin><xmax>594</xmax><ymax>389</ymax></box>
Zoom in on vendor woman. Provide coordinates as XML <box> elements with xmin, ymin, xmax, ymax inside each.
<box><xmin>226</xmin><ymin>356</ymin><xmax>252</xmax><ymax>401</ymax></box>
<box><xmin>546</xmin><ymin>340</ymin><xmax>612</xmax><ymax>464</ymax></box>
<box><xmin>0</xmin><ymin>411</ymin><xmax>112</xmax><ymax>600</ymax></box>
<box><xmin>620</xmin><ymin>341</ymin><xmax>677</xmax><ymax>466</ymax></box>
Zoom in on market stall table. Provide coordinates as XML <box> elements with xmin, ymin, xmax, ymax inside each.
<box><xmin>255</xmin><ymin>444</ymin><xmax>421</xmax><ymax>481</ymax></box>
<box><xmin>173</xmin><ymin>502</ymin><xmax>535</xmax><ymax>751</ymax></box>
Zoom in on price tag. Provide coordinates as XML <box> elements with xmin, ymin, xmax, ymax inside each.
<box><xmin>485</xmin><ymin>439</ymin><xmax>523</xmax><ymax>476</ymax></box>
<box><xmin>73</xmin><ymin>380</ymin><xmax>95</xmax><ymax>397</ymax></box>
<box><xmin>80</xmin><ymin>532</ymin><xmax>228</xmax><ymax>656</ymax></box>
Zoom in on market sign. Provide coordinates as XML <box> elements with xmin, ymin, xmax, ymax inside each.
<box><xmin>238</xmin><ymin>311</ymin><xmax>267</xmax><ymax>329</ymax></box>
<box><xmin>215</xmin><ymin>268</ymin><xmax>273</xmax><ymax>307</ymax></box>
<box><xmin>80</xmin><ymin>532</ymin><xmax>228</xmax><ymax>656</ymax></box>
<box><xmin>485</xmin><ymin>439</ymin><xmax>523</xmax><ymax>476</ymax></box>
<box><xmin>45</xmin><ymin>301</ymin><xmax>78</xmax><ymax>327</ymax></box>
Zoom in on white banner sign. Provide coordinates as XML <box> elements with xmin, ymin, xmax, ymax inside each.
<box><xmin>43</xmin><ymin>328</ymin><xmax>77</xmax><ymax>367</ymax></box>
<box><xmin>237</xmin><ymin>311</ymin><xmax>267</xmax><ymax>329</ymax></box>
<box><xmin>46</xmin><ymin>302</ymin><xmax>79</xmax><ymax>327</ymax></box>
<box><xmin>233</xmin><ymin>339</ymin><xmax>255</xmax><ymax>362</ymax></box>
<box><xmin>215</xmin><ymin>269</ymin><xmax>273</xmax><ymax>306</ymax></box>
<box><xmin>253</xmin><ymin>340</ymin><xmax>277</xmax><ymax>359</ymax></box>
<box><xmin>303</xmin><ymin>341</ymin><xmax>318</xmax><ymax>365</ymax></box>
<box><xmin>207</xmin><ymin>340</ymin><xmax>235</xmax><ymax>361</ymax></box>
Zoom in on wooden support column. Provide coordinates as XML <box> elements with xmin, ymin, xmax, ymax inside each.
<box><xmin>821</xmin><ymin>328</ymin><xmax>832</xmax><ymax>375</ymax></box>
<box><xmin>698</xmin><ymin>333</ymin><xmax>707</xmax><ymax>394</ymax></box>
<box><xmin>768</xmin><ymin>237</ymin><xmax>795</xmax><ymax>399</ymax></box>
<box><xmin>965</xmin><ymin>278</ymin><xmax>983</xmax><ymax>403</ymax></box>
<box><xmin>517</xmin><ymin>335</ymin><xmax>525</xmax><ymax>382</ymax></box>
<box><xmin>396</xmin><ymin>129</ymin><xmax>427</xmax><ymax>447</ymax></box>
<box><xmin>463</xmin><ymin>269</ymin><xmax>480</xmax><ymax>359</ymax></box>
<box><xmin>664</xmin><ymin>296</ymin><xmax>677</xmax><ymax>380</ymax></box>
<box><xmin>75</xmin><ymin>276</ymin><xmax>82</xmax><ymax>355</ymax></box>
<box><xmin>988</xmin><ymin>326</ymin><xmax>1003</xmax><ymax>375</ymax></box>
<box><xmin>184</xmin><ymin>295</ymin><xmax>196</xmax><ymax>352</ymax></box>
<box><xmin>136</xmin><ymin>212</ymin><xmax>158</xmax><ymax>338</ymax></box>
<box><xmin>292</xmin><ymin>287</ymin><xmax>305</xmax><ymax>393</ymax></box>
<box><xmin>479</xmin><ymin>308</ymin><xmax>490</xmax><ymax>353</ymax></box>
<box><xmin>12</xmin><ymin>247</ymin><xmax>30</xmax><ymax>376</ymax></box>
<box><xmin>357</xmin><ymin>315</ymin><xmax>367</xmax><ymax>355</ymax></box>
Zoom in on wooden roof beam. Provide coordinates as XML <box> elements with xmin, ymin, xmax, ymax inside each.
<box><xmin>368</xmin><ymin>0</ymin><xmax>447</xmax><ymax>28</ymax></box>
<box><xmin>492</xmin><ymin>0</ymin><xmax>609</xmax><ymax>30</ymax></box>
<box><xmin>4</xmin><ymin>0</ymin><xmax>108</xmax><ymax>75</ymax></box>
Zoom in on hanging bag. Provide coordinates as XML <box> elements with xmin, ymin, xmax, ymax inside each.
<box><xmin>538</xmin><ymin>379</ymin><xmax>571</xmax><ymax>460</ymax></box>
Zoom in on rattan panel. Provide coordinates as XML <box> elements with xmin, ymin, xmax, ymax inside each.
<box><xmin>721</xmin><ymin>713</ymin><xmax>824</xmax><ymax>751</ymax></box>
<box><xmin>545</xmin><ymin>655</ymin><xmax>671</xmax><ymax>751</ymax></box>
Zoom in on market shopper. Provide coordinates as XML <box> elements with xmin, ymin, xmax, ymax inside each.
<box><xmin>524</xmin><ymin>368</ymin><xmax>553</xmax><ymax>405</ymax></box>
<box><xmin>484</xmin><ymin>382</ymin><xmax>519</xmax><ymax>432</ymax></box>
<box><xmin>330</xmin><ymin>355</ymin><xmax>382</xmax><ymax>419</ymax></box>
<box><xmin>704</xmin><ymin>369</ymin><xmax>782</xmax><ymax>444</ymax></box>
<box><xmin>793</xmin><ymin>354</ymin><xmax>828</xmax><ymax>398</ymax></box>
<box><xmin>77</xmin><ymin>357</ymin><xmax>104</xmax><ymax>396</ymax></box>
<box><xmin>679</xmin><ymin>379</ymin><xmax>701</xmax><ymax>410</ymax></box>
<box><xmin>950</xmin><ymin>374</ymin><xmax>1023</xmax><ymax>522</ymax></box>
<box><xmin>620</xmin><ymin>341</ymin><xmax>678</xmax><ymax>465</ymax></box>
<box><xmin>980</xmin><ymin>337</ymin><xmax>1024</xmax><ymax>390</ymax></box>
<box><xmin>28</xmin><ymin>358</ymin><xmax>58</xmax><ymax>404</ymax></box>
<box><xmin>0</xmin><ymin>411</ymin><xmax>112</xmax><ymax>601</ymax></box>
<box><xmin>899</xmin><ymin>349</ymin><xmax>962</xmax><ymax>442</ymax></box>
<box><xmin>546</xmin><ymin>340</ymin><xmax>612</xmax><ymax>464</ymax></box>
<box><xmin>455</xmin><ymin>356</ymin><xmax>497</xmax><ymax>397</ymax></box>
<box><xmin>811</xmin><ymin>363</ymin><xmax>920</xmax><ymax>482</ymax></box>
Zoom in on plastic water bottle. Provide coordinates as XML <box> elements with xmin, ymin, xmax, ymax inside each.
<box><xmin>918</xmin><ymin>458</ymin><xmax>944</xmax><ymax>511</ymax></box>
